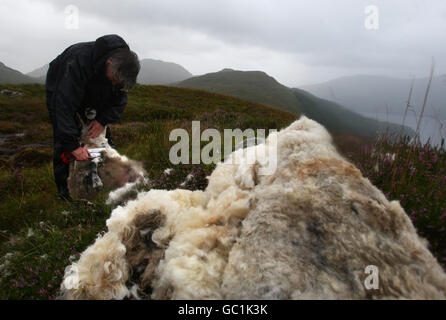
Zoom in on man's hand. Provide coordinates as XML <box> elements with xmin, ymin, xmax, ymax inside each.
<box><xmin>88</xmin><ymin>120</ymin><xmax>105</xmax><ymax>139</ymax></box>
<box><xmin>71</xmin><ymin>147</ymin><xmax>89</xmax><ymax>161</ymax></box>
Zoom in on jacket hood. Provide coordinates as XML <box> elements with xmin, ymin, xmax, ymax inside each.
<box><xmin>92</xmin><ymin>34</ymin><xmax>130</xmax><ymax>72</ymax></box>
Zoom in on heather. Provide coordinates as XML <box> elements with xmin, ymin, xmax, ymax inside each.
<box><xmin>348</xmin><ymin>134</ymin><xmax>446</xmax><ymax>266</ymax></box>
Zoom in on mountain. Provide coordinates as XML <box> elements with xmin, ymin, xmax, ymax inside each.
<box><xmin>301</xmin><ymin>74</ymin><xmax>446</xmax><ymax>120</ymax></box>
<box><xmin>26</xmin><ymin>64</ymin><xmax>48</xmax><ymax>83</ymax></box>
<box><xmin>23</xmin><ymin>58</ymin><xmax>192</xmax><ymax>86</ymax></box>
<box><xmin>0</xmin><ymin>62</ymin><xmax>37</xmax><ymax>84</ymax></box>
<box><xmin>176</xmin><ymin>68</ymin><xmax>303</xmax><ymax>115</ymax></box>
<box><xmin>137</xmin><ymin>58</ymin><xmax>192</xmax><ymax>85</ymax></box>
<box><xmin>292</xmin><ymin>88</ymin><xmax>412</xmax><ymax>138</ymax></box>
<box><xmin>176</xmin><ymin>69</ymin><xmax>414</xmax><ymax>138</ymax></box>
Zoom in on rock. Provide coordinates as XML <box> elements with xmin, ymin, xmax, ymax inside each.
<box><xmin>0</xmin><ymin>89</ymin><xmax>25</xmax><ymax>97</ymax></box>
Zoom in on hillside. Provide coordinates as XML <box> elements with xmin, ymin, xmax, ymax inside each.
<box><xmin>137</xmin><ymin>58</ymin><xmax>192</xmax><ymax>85</ymax></box>
<box><xmin>0</xmin><ymin>62</ymin><xmax>38</xmax><ymax>84</ymax></box>
<box><xmin>26</xmin><ymin>64</ymin><xmax>48</xmax><ymax>83</ymax></box>
<box><xmin>177</xmin><ymin>68</ymin><xmax>304</xmax><ymax>114</ymax></box>
<box><xmin>292</xmin><ymin>88</ymin><xmax>415</xmax><ymax>138</ymax></box>
<box><xmin>301</xmin><ymin>74</ymin><xmax>446</xmax><ymax>120</ymax></box>
<box><xmin>177</xmin><ymin>69</ymin><xmax>415</xmax><ymax>138</ymax></box>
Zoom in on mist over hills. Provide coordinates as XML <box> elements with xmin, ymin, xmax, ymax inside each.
<box><xmin>177</xmin><ymin>69</ymin><xmax>415</xmax><ymax>139</ymax></box>
<box><xmin>301</xmin><ymin>74</ymin><xmax>446</xmax><ymax>120</ymax></box>
<box><xmin>26</xmin><ymin>64</ymin><xmax>48</xmax><ymax>83</ymax></box>
<box><xmin>291</xmin><ymin>88</ymin><xmax>412</xmax><ymax>138</ymax></box>
<box><xmin>137</xmin><ymin>58</ymin><xmax>192</xmax><ymax>85</ymax></box>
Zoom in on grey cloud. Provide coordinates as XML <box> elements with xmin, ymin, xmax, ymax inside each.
<box><xmin>1</xmin><ymin>0</ymin><xmax>446</xmax><ymax>86</ymax></box>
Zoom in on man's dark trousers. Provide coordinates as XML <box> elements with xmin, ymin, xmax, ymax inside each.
<box><xmin>46</xmin><ymin>89</ymin><xmax>74</xmax><ymax>195</ymax></box>
<box><xmin>46</xmin><ymin>89</ymin><xmax>115</xmax><ymax>195</ymax></box>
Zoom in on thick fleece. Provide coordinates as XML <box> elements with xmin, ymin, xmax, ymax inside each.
<box><xmin>60</xmin><ymin>116</ymin><xmax>446</xmax><ymax>299</ymax></box>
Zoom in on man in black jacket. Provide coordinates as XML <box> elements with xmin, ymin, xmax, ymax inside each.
<box><xmin>45</xmin><ymin>34</ymin><xmax>140</xmax><ymax>201</ymax></box>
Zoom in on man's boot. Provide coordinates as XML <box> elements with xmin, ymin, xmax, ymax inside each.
<box><xmin>57</xmin><ymin>184</ymin><xmax>73</xmax><ymax>202</ymax></box>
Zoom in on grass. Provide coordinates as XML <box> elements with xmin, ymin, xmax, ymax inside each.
<box><xmin>0</xmin><ymin>83</ymin><xmax>444</xmax><ymax>299</ymax></box>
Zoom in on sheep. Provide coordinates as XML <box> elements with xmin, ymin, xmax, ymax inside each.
<box><xmin>67</xmin><ymin>116</ymin><xmax>147</xmax><ymax>202</ymax></box>
<box><xmin>59</xmin><ymin>116</ymin><xmax>446</xmax><ymax>299</ymax></box>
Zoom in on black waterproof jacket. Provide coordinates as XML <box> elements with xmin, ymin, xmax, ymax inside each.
<box><xmin>46</xmin><ymin>34</ymin><xmax>130</xmax><ymax>152</ymax></box>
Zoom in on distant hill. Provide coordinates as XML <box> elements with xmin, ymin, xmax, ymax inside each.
<box><xmin>177</xmin><ymin>69</ymin><xmax>414</xmax><ymax>138</ymax></box>
<box><xmin>292</xmin><ymin>88</ymin><xmax>414</xmax><ymax>138</ymax></box>
<box><xmin>137</xmin><ymin>58</ymin><xmax>192</xmax><ymax>85</ymax></box>
<box><xmin>177</xmin><ymin>68</ymin><xmax>303</xmax><ymax>115</ymax></box>
<box><xmin>22</xmin><ymin>58</ymin><xmax>192</xmax><ymax>86</ymax></box>
<box><xmin>26</xmin><ymin>64</ymin><xmax>48</xmax><ymax>83</ymax></box>
<box><xmin>301</xmin><ymin>74</ymin><xmax>446</xmax><ymax>119</ymax></box>
<box><xmin>0</xmin><ymin>62</ymin><xmax>38</xmax><ymax>84</ymax></box>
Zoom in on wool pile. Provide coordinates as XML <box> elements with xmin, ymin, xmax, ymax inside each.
<box><xmin>60</xmin><ymin>116</ymin><xmax>446</xmax><ymax>299</ymax></box>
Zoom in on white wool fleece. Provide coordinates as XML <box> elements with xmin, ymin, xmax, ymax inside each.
<box><xmin>60</xmin><ymin>116</ymin><xmax>446</xmax><ymax>300</ymax></box>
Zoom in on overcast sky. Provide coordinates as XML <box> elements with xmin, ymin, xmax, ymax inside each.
<box><xmin>1</xmin><ymin>0</ymin><xmax>445</xmax><ymax>86</ymax></box>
